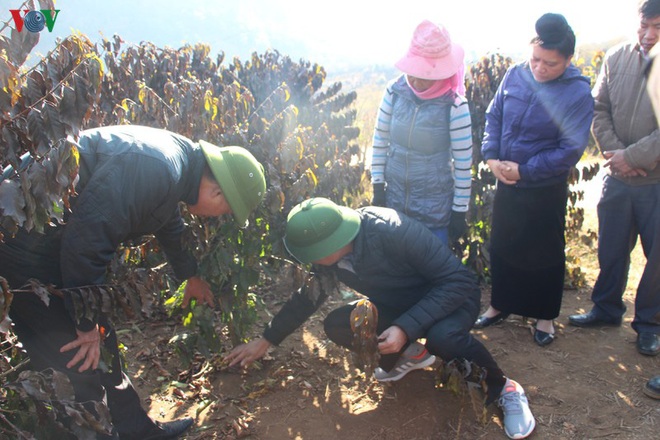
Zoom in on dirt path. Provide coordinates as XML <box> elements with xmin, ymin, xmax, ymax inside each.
<box><xmin>128</xmin><ymin>163</ymin><xmax>658</xmax><ymax>440</ymax></box>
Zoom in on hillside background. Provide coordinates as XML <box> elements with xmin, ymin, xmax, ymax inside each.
<box><xmin>3</xmin><ymin>2</ymin><xmax>657</xmax><ymax>438</ymax></box>
<box><xmin>23</xmin><ymin>0</ymin><xmax>634</xmax><ymax>159</ymax></box>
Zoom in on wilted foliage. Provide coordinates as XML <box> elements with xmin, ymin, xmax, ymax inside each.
<box><xmin>1</xmin><ymin>2</ymin><xmax>98</xmax><ymax>237</ymax></box>
<box><xmin>350</xmin><ymin>299</ymin><xmax>380</xmax><ymax>378</ymax></box>
<box><xmin>436</xmin><ymin>358</ymin><xmax>488</xmax><ymax>425</ymax></box>
<box><xmin>1</xmin><ymin>6</ymin><xmax>363</xmax><ymax>436</ymax></box>
<box><xmin>0</xmin><ymin>5</ymin><xmax>607</xmax><ymax>436</ymax></box>
<box><xmin>82</xmin><ymin>39</ymin><xmax>363</xmax><ymax>346</ymax></box>
<box><xmin>1</xmin><ymin>20</ymin><xmax>363</xmax><ymax>333</ymax></box>
<box><xmin>0</xmin><ymin>277</ymin><xmax>11</xmax><ymax>333</ymax></box>
<box><xmin>2</xmin><ymin>369</ymin><xmax>113</xmax><ymax>440</ymax></box>
<box><xmin>454</xmin><ymin>54</ymin><xmax>515</xmax><ymax>282</ymax></box>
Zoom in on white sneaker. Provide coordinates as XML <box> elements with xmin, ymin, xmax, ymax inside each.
<box><xmin>497</xmin><ymin>379</ymin><xmax>536</xmax><ymax>439</ymax></box>
<box><xmin>373</xmin><ymin>342</ymin><xmax>436</xmax><ymax>382</ymax></box>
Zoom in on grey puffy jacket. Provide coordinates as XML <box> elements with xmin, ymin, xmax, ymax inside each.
<box><xmin>385</xmin><ymin>76</ymin><xmax>455</xmax><ymax>229</ymax></box>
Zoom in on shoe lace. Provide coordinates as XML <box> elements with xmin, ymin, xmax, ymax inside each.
<box><xmin>498</xmin><ymin>389</ymin><xmax>523</xmax><ymax>416</ymax></box>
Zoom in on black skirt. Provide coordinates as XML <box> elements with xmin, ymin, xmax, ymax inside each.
<box><xmin>489</xmin><ymin>182</ymin><xmax>568</xmax><ymax>320</ymax></box>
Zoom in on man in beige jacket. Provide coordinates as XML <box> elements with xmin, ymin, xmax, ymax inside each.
<box><xmin>569</xmin><ymin>0</ymin><xmax>660</xmax><ymax>357</ymax></box>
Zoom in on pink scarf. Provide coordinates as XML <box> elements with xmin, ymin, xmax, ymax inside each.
<box><xmin>407</xmin><ymin>64</ymin><xmax>466</xmax><ymax>99</ymax></box>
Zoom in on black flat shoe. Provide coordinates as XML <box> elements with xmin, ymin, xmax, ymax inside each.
<box><xmin>637</xmin><ymin>332</ymin><xmax>660</xmax><ymax>356</ymax></box>
<box><xmin>568</xmin><ymin>311</ymin><xmax>621</xmax><ymax>328</ymax></box>
<box><xmin>644</xmin><ymin>375</ymin><xmax>660</xmax><ymax>399</ymax></box>
<box><xmin>474</xmin><ymin>312</ymin><xmax>510</xmax><ymax>329</ymax></box>
<box><xmin>534</xmin><ymin>328</ymin><xmax>555</xmax><ymax>347</ymax></box>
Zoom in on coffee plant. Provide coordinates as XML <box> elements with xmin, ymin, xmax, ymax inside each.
<box><xmin>1</xmin><ymin>2</ymin><xmax>362</xmax><ymax>435</ymax></box>
<box><xmin>0</xmin><ymin>3</ymin><xmax>606</xmax><ymax>435</ymax></box>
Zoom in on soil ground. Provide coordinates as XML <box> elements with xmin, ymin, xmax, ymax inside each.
<box><xmin>124</xmin><ymin>164</ymin><xmax>659</xmax><ymax>440</ymax></box>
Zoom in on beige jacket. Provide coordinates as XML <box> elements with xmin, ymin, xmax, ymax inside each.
<box><xmin>592</xmin><ymin>42</ymin><xmax>660</xmax><ymax>185</ymax></box>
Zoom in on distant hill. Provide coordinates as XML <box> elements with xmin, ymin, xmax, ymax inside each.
<box><xmin>326</xmin><ymin>36</ymin><xmax>628</xmax><ymax>92</ymax></box>
<box><xmin>323</xmin><ymin>36</ymin><xmax>628</xmax><ymax>163</ymax></box>
<box><xmin>578</xmin><ymin>37</ymin><xmax>628</xmax><ymax>62</ymax></box>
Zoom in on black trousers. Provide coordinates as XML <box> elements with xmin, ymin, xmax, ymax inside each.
<box><xmin>323</xmin><ymin>301</ymin><xmax>507</xmax><ymax>403</ymax></box>
<box><xmin>1</xmin><ymin>227</ymin><xmax>153</xmax><ymax>438</ymax></box>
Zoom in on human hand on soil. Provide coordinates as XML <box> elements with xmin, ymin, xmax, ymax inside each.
<box><xmin>60</xmin><ymin>326</ymin><xmax>101</xmax><ymax>372</ymax></box>
<box><xmin>225</xmin><ymin>337</ymin><xmax>272</xmax><ymax>368</ymax></box>
<box><xmin>182</xmin><ymin>276</ymin><xmax>215</xmax><ymax>308</ymax></box>
<box><xmin>377</xmin><ymin>326</ymin><xmax>407</xmax><ymax>355</ymax></box>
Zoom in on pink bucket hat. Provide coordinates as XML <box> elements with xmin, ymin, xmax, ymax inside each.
<box><xmin>395</xmin><ymin>20</ymin><xmax>465</xmax><ymax>80</ymax></box>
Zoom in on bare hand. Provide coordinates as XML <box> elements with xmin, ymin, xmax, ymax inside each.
<box><xmin>225</xmin><ymin>338</ymin><xmax>272</xmax><ymax>368</ymax></box>
<box><xmin>377</xmin><ymin>326</ymin><xmax>407</xmax><ymax>355</ymax></box>
<box><xmin>487</xmin><ymin>159</ymin><xmax>518</xmax><ymax>185</ymax></box>
<box><xmin>499</xmin><ymin>160</ymin><xmax>521</xmax><ymax>182</ymax></box>
<box><xmin>60</xmin><ymin>326</ymin><xmax>101</xmax><ymax>372</ymax></box>
<box><xmin>603</xmin><ymin>150</ymin><xmax>647</xmax><ymax>177</ymax></box>
<box><xmin>182</xmin><ymin>276</ymin><xmax>215</xmax><ymax>308</ymax></box>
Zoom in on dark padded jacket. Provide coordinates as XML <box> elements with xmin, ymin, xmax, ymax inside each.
<box><xmin>263</xmin><ymin>206</ymin><xmax>481</xmax><ymax>345</ymax></box>
<box><xmin>61</xmin><ymin>125</ymin><xmax>205</xmax><ymax>288</ymax></box>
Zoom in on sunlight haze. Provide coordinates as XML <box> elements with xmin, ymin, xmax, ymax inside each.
<box><xmin>29</xmin><ymin>0</ymin><xmax>641</xmax><ymax>71</ymax></box>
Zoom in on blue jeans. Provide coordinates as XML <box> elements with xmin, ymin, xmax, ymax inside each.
<box><xmin>591</xmin><ymin>176</ymin><xmax>660</xmax><ymax>333</ymax></box>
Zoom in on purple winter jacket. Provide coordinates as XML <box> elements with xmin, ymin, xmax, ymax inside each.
<box><xmin>481</xmin><ymin>62</ymin><xmax>594</xmax><ymax>187</ymax></box>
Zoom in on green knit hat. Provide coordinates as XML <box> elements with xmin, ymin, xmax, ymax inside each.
<box><xmin>283</xmin><ymin>197</ymin><xmax>361</xmax><ymax>264</ymax></box>
<box><xmin>199</xmin><ymin>141</ymin><xmax>266</xmax><ymax>227</ymax></box>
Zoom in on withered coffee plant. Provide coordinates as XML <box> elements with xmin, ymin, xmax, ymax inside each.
<box><xmin>1</xmin><ymin>1</ymin><xmax>362</xmax><ymax>436</ymax></box>
<box><xmin>1</xmin><ymin>2</ymin><xmax>606</xmax><ymax>436</ymax></box>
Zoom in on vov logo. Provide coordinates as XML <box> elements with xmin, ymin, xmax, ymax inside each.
<box><xmin>10</xmin><ymin>9</ymin><xmax>60</xmax><ymax>33</ymax></box>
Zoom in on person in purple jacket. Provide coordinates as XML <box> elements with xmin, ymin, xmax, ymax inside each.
<box><xmin>473</xmin><ymin>13</ymin><xmax>594</xmax><ymax>347</ymax></box>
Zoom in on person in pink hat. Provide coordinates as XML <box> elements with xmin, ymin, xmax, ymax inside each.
<box><xmin>370</xmin><ymin>20</ymin><xmax>472</xmax><ymax>245</ymax></box>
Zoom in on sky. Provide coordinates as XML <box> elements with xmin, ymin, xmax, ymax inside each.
<box><xmin>8</xmin><ymin>0</ymin><xmax>643</xmax><ymax>72</ymax></box>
